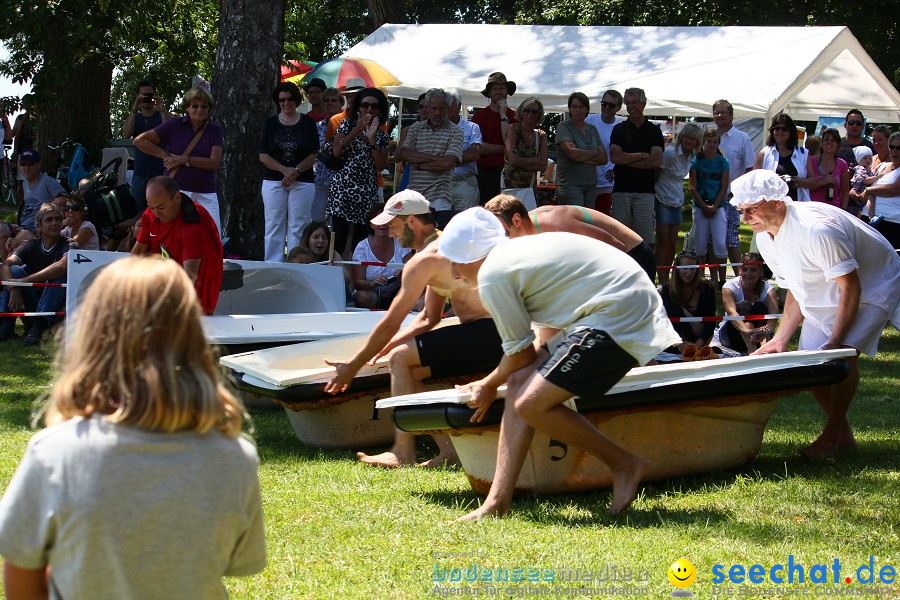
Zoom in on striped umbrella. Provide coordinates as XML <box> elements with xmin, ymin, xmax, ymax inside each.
<box><xmin>281</xmin><ymin>60</ymin><xmax>317</xmax><ymax>83</ymax></box>
<box><xmin>298</xmin><ymin>57</ymin><xmax>400</xmax><ymax>90</ymax></box>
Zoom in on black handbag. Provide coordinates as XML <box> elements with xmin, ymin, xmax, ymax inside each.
<box><xmin>317</xmin><ymin>142</ymin><xmax>345</xmax><ymax>171</ymax></box>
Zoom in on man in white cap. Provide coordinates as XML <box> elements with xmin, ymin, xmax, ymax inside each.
<box><xmin>441</xmin><ymin>208</ymin><xmax>680</xmax><ymax>520</ymax></box>
<box><xmin>731</xmin><ymin>169</ymin><xmax>900</xmax><ymax>458</ymax></box>
<box><xmin>324</xmin><ymin>190</ymin><xmax>504</xmax><ymax>468</ymax></box>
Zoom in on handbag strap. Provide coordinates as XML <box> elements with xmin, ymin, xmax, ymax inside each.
<box><xmin>168</xmin><ymin>122</ymin><xmax>208</xmax><ymax>178</ymax></box>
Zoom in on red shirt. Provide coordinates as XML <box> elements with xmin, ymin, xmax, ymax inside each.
<box><xmin>471</xmin><ymin>106</ymin><xmax>518</xmax><ymax>169</ymax></box>
<box><xmin>137</xmin><ymin>203</ymin><xmax>223</xmax><ymax>314</ymax></box>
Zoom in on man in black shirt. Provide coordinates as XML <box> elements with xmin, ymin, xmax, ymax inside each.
<box><xmin>0</xmin><ymin>203</ymin><xmax>69</xmax><ymax>345</ymax></box>
<box><xmin>837</xmin><ymin>109</ymin><xmax>874</xmax><ymax>168</ymax></box>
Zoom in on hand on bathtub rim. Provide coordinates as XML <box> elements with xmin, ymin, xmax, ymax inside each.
<box><xmin>458</xmin><ymin>379</ymin><xmax>498</xmax><ymax>423</ymax></box>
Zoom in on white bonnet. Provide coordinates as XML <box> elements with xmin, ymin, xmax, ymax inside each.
<box><xmin>730</xmin><ymin>170</ymin><xmax>792</xmax><ymax>207</ymax></box>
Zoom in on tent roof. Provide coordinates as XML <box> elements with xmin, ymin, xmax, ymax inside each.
<box><xmin>344</xmin><ymin>24</ymin><xmax>900</xmax><ymax>122</ymax></box>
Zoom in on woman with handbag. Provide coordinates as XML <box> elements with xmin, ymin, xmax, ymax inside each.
<box><xmin>555</xmin><ymin>92</ymin><xmax>607</xmax><ymax>207</ymax></box>
<box><xmin>325</xmin><ymin>87</ymin><xmax>390</xmax><ymax>257</ymax></box>
<box><xmin>258</xmin><ymin>82</ymin><xmax>319</xmax><ymax>262</ymax></box>
<box><xmin>501</xmin><ymin>96</ymin><xmax>547</xmax><ymax>210</ymax></box>
<box><xmin>134</xmin><ymin>87</ymin><xmax>224</xmax><ymax>236</ymax></box>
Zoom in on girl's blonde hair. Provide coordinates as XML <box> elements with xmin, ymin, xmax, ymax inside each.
<box><xmin>46</xmin><ymin>256</ymin><xmax>245</xmax><ymax>436</ymax></box>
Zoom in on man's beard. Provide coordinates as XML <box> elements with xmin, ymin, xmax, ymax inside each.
<box><xmin>400</xmin><ymin>223</ymin><xmax>415</xmax><ymax>248</ymax></box>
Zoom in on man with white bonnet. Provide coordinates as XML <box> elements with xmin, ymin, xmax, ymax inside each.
<box><xmin>731</xmin><ymin>169</ymin><xmax>900</xmax><ymax>458</ymax></box>
<box><xmin>441</xmin><ymin>208</ymin><xmax>680</xmax><ymax>520</ymax></box>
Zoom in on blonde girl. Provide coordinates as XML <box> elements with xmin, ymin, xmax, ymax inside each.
<box><xmin>0</xmin><ymin>256</ymin><xmax>266</xmax><ymax>599</ymax></box>
<box><xmin>689</xmin><ymin>128</ymin><xmax>730</xmax><ymax>285</ymax></box>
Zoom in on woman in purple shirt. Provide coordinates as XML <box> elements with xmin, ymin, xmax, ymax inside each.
<box><xmin>135</xmin><ymin>87</ymin><xmax>224</xmax><ymax>236</ymax></box>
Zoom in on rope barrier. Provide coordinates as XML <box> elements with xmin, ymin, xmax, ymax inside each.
<box><xmin>669</xmin><ymin>313</ymin><xmax>782</xmax><ymax>323</ymax></box>
<box><xmin>657</xmin><ymin>261</ymin><xmax>765</xmax><ymax>271</ymax></box>
<box><xmin>332</xmin><ymin>260</ymin><xmax>406</xmax><ymax>268</ymax></box>
<box><xmin>0</xmin><ymin>281</ymin><xmax>68</xmax><ymax>288</ymax></box>
<box><xmin>0</xmin><ymin>311</ymin><xmax>65</xmax><ymax>318</ymax></box>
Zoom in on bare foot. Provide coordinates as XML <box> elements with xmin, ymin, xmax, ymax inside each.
<box><xmin>452</xmin><ymin>501</ymin><xmax>509</xmax><ymax>523</ymax></box>
<box><xmin>797</xmin><ymin>436</ymin><xmax>839</xmax><ymax>459</ymax></box>
<box><xmin>609</xmin><ymin>457</ymin><xmax>649</xmax><ymax>515</ymax></box>
<box><xmin>356</xmin><ymin>450</ymin><xmax>416</xmax><ymax>468</ymax></box>
<box><xmin>418</xmin><ymin>443</ymin><xmax>461</xmax><ymax>468</ymax></box>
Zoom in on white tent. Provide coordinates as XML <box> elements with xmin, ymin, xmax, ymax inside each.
<box><xmin>344</xmin><ymin>24</ymin><xmax>900</xmax><ymax>123</ymax></box>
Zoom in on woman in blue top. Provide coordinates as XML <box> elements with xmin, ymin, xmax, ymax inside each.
<box><xmin>689</xmin><ymin>128</ymin><xmax>730</xmax><ymax>286</ymax></box>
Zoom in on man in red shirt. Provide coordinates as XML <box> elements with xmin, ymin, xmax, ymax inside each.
<box><xmin>132</xmin><ymin>176</ymin><xmax>223</xmax><ymax>314</ymax></box>
<box><xmin>471</xmin><ymin>72</ymin><xmax>518</xmax><ymax>205</ymax></box>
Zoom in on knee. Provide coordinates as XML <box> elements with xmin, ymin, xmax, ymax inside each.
<box><xmin>513</xmin><ymin>395</ymin><xmax>541</xmax><ymax>423</ymax></box>
<box><xmin>387</xmin><ymin>342</ymin><xmax>418</xmax><ymax>370</ymax></box>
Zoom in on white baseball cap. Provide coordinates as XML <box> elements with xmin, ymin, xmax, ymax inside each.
<box><xmin>439</xmin><ymin>207</ymin><xmax>507</xmax><ymax>264</ymax></box>
<box><xmin>370</xmin><ymin>190</ymin><xmax>432</xmax><ymax>225</ymax></box>
<box><xmin>730</xmin><ymin>170</ymin><xmax>792</xmax><ymax>208</ymax></box>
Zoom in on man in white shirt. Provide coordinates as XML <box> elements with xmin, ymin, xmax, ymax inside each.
<box><xmin>585</xmin><ymin>89</ymin><xmax>622</xmax><ymax>215</ymax></box>
<box><xmin>441</xmin><ymin>208</ymin><xmax>680</xmax><ymax>521</ymax></box>
<box><xmin>731</xmin><ymin>170</ymin><xmax>900</xmax><ymax>459</ymax></box>
<box><xmin>713</xmin><ymin>99</ymin><xmax>756</xmax><ymax>276</ymax></box>
<box><xmin>448</xmin><ymin>89</ymin><xmax>482</xmax><ymax>214</ymax></box>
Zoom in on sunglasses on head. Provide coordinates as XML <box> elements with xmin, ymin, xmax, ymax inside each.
<box><xmin>600</xmin><ymin>101</ymin><xmax>618</xmax><ymax>109</ymax></box>
<box><xmin>359</xmin><ymin>102</ymin><xmax>379</xmax><ymax>110</ymax></box>
<box><xmin>846</xmin><ymin>120</ymin><xmax>863</xmax><ymax>127</ymax></box>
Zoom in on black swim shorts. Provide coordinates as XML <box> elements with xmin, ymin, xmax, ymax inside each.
<box><xmin>538</xmin><ymin>328</ymin><xmax>636</xmax><ymax>400</ymax></box>
<box><xmin>626</xmin><ymin>240</ymin><xmax>658</xmax><ymax>283</ymax></box>
<box><xmin>416</xmin><ymin>318</ymin><xmax>503</xmax><ymax>378</ymax></box>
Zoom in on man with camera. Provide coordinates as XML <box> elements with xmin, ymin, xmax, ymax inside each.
<box><xmin>124</xmin><ymin>81</ymin><xmax>174</xmax><ymax>212</ymax></box>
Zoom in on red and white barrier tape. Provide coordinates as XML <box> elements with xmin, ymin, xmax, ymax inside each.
<box><xmin>658</xmin><ymin>261</ymin><xmax>765</xmax><ymax>271</ymax></box>
<box><xmin>0</xmin><ymin>311</ymin><xmax>65</xmax><ymax>318</ymax></box>
<box><xmin>669</xmin><ymin>313</ymin><xmax>781</xmax><ymax>323</ymax></box>
<box><xmin>332</xmin><ymin>260</ymin><xmax>406</xmax><ymax>268</ymax></box>
<box><xmin>0</xmin><ymin>281</ymin><xmax>68</xmax><ymax>288</ymax></box>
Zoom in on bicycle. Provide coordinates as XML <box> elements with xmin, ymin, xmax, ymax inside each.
<box><xmin>0</xmin><ymin>143</ymin><xmax>16</xmax><ymax>206</ymax></box>
<box><xmin>46</xmin><ymin>138</ymin><xmax>78</xmax><ymax>192</ymax></box>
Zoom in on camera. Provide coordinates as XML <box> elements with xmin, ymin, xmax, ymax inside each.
<box><xmin>142</xmin><ymin>93</ymin><xmax>155</xmax><ymax>103</ymax></box>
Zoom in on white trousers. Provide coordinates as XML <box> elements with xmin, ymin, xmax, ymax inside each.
<box><xmin>312</xmin><ymin>182</ymin><xmax>329</xmax><ymax>222</ymax></box>
<box><xmin>691</xmin><ymin>205</ymin><xmax>727</xmax><ymax>258</ymax></box>
<box><xmin>182</xmin><ymin>190</ymin><xmax>221</xmax><ymax>237</ymax></box>
<box><xmin>261</xmin><ymin>179</ymin><xmax>315</xmax><ymax>262</ymax></box>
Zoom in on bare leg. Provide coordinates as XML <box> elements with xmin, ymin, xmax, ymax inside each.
<box><xmin>419</xmin><ymin>434</ymin><xmax>460</xmax><ymax>468</ymax></box>
<box><xmin>728</xmin><ymin>246</ymin><xmax>742</xmax><ymax>278</ymax></box>
<box><xmin>801</xmin><ymin>355</ymin><xmax>859</xmax><ymax>458</ymax></box>
<box><xmin>356</xmin><ymin>342</ymin><xmax>430</xmax><ymax>468</ymax></box>
<box><xmin>715</xmin><ymin>255</ymin><xmax>727</xmax><ymax>286</ymax></box>
<box><xmin>455</xmin><ymin>355</ymin><xmax>543</xmax><ymax>522</ymax></box>
<box><xmin>514</xmin><ymin>374</ymin><xmax>648</xmax><ymax>515</ymax></box>
<box><xmin>654</xmin><ymin>224</ymin><xmax>672</xmax><ymax>286</ymax></box>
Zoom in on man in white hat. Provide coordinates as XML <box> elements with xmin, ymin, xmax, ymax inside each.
<box><xmin>324</xmin><ymin>191</ymin><xmax>504</xmax><ymax>468</ymax></box>
<box><xmin>731</xmin><ymin>169</ymin><xmax>900</xmax><ymax>458</ymax></box>
<box><xmin>441</xmin><ymin>208</ymin><xmax>680</xmax><ymax>520</ymax></box>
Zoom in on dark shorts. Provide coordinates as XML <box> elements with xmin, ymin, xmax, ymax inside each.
<box><xmin>538</xmin><ymin>328</ymin><xmax>636</xmax><ymax>399</ymax></box>
<box><xmin>372</xmin><ymin>277</ymin><xmax>402</xmax><ymax>309</ymax></box>
<box><xmin>416</xmin><ymin>318</ymin><xmax>503</xmax><ymax>378</ymax></box>
<box><xmin>626</xmin><ymin>240</ymin><xmax>657</xmax><ymax>282</ymax></box>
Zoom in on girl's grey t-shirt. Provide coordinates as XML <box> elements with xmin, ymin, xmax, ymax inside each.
<box><xmin>0</xmin><ymin>415</ymin><xmax>266</xmax><ymax>599</ymax></box>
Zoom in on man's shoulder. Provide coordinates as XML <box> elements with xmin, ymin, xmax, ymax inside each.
<box><xmin>471</xmin><ymin>106</ymin><xmax>494</xmax><ymax>123</ymax></box>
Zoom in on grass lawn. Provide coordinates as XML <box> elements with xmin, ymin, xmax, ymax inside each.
<box><xmin>0</xmin><ymin>217</ymin><xmax>897</xmax><ymax>598</ymax></box>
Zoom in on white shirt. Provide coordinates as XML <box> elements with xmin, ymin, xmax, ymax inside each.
<box><xmin>352</xmin><ymin>237</ymin><xmax>412</xmax><ymax>280</ymax></box>
<box><xmin>755</xmin><ymin>202</ymin><xmax>900</xmax><ymax>335</ymax></box>
<box><xmin>478</xmin><ymin>233</ymin><xmax>681</xmax><ymax>365</ymax></box>
<box><xmin>453</xmin><ymin>118</ymin><xmax>482</xmax><ymax>177</ymax></box>
<box><xmin>761</xmin><ymin>145</ymin><xmax>810</xmax><ymax>202</ymax></box>
<box><xmin>719</xmin><ymin>126</ymin><xmax>756</xmax><ymax>194</ymax></box>
<box><xmin>585</xmin><ymin>114</ymin><xmax>620</xmax><ymax>191</ymax></box>
<box><xmin>655</xmin><ymin>144</ymin><xmax>693</xmax><ymax>207</ymax></box>
<box><xmin>874</xmin><ymin>167</ymin><xmax>900</xmax><ymax>223</ymax></box>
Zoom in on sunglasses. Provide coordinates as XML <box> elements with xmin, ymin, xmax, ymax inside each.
<box><xmin>359</xmin><ymin>102</ymin><xmax>379</xmax><ymax>110</ymax></box>
<box><xmin>64</xmin><ymin>205</ymin><xmax>82</xmax><ymax>212</ymax></box>
<box><xmin>889</xmin><ymin>144</ymin><xmax>900</xmax><ymax>152</ymax></box>
<box><xmin>522</xmin><ymin>107</ymin><xmax>540</xmax><ymax>115</ymax></box>
<box><xmin>600</xmin><ymin>101</ymin><xmax>619</xmax><ymax>109</ymax></box>
<box><xmin>846</xmin><ymin>120</ymin><xmax>863</xmax><ymax>126</ymax></box>
<box><xmin>737</xmin><ymin>204</ymin><xmax>764</xmax><ymax>216</ymax></box>
<box><xmin>770</xmin><ymin>126</ymin><xmax>789</xmax><ymax>133</ymax></box>
<box><xmin>278</xmin><ymin>97</ymin><xmax>296</xmax><ymax>104</ymax></box>
<box><xmin>189</xmin><ymin>103</ymin><xmax>209</xmax><ymax>109</ymax></box>
<box><xmin>678</xmin><ymin>250</ymin><xmax>697</xmax><ymax>257</ymax></box>
<box><xmin>20</xmin><ymin>161</ymin><xmax>35</xmax><ymax>166</ymax></box>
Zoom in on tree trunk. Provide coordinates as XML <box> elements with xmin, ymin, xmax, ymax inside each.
<box><xmin>367</xmin><ymin>0</ymin><xmax>405</xmax><ymax>27</ymax></box>
<box><xmin>213</xmin><ymin>0</ymin><xmax>286</xmax><ymax>260</ymax></box>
